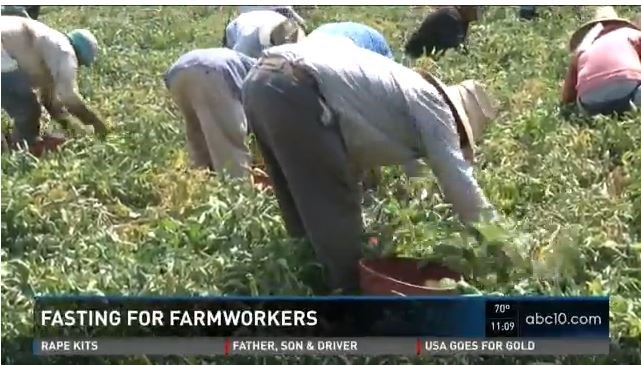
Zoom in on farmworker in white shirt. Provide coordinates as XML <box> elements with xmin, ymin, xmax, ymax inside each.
<box><xmin>1</xmin><ymin>16</ymin><xmax>107</xmax><ymax>147</ymax></box>
<box><xmin>223</xmin><ymin>10</ymin><xmax>305</xmax><ymax>58</ymax></box>
<box><xmin>242</xmin><ymin>37</ymin><xmax>500</xmax><ymax>293</ymax></box>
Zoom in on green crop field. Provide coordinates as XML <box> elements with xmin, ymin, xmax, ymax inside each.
<box><xmin>1</xmin><ymin>5</ymin><xmax>640</xmax><ymax>365</ymax></box>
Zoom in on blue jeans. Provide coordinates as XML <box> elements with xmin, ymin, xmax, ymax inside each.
<box><xmin>1</xmin><ymin>70</ymin><xmax>41</xmax><ymax>146</ymax></box>
<box><xmin>579</xmin><ymin>79</ymin><xmax>641</xmax><ymax>117</ymax></box>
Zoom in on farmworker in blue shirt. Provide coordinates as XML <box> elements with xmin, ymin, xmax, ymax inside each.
<box><xmin>308</xmin><ymin>21</ymin><xmax>394</xmax><ymax>59</ymax></box>
<box><xmin>242</xmin><ymin>37</ymin><xmax>500</xmax><ymax>292</ymax></box>
<box><xmin>223</xmin><ymin>10</ymin><xmax>305</xmax><ymax>58</ymax></box>
<box><xmin>164</xmin><ymin>48</ymin><xmax>256</xmax><ymax>179</ymax></box>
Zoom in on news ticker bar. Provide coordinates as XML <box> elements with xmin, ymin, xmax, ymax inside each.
<box><xmin>34</xmin><ymin>337</ymin><xmax>609</xmax><ymax>356</ymax></box>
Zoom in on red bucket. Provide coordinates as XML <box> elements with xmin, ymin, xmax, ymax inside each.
<box><xmin>359</xmin><ymin>257</ymin><xmax>462</xmax><ymax>296</ymax></box>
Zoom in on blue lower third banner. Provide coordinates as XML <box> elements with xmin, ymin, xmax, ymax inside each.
<box><xmin>34</xmin><ymin>296</ymin><xmax>608</xmax><ymax>339</ymax></box>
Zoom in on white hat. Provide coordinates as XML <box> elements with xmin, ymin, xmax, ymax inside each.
<box><xmin>258</xmin><ymin>18</ymin><xmax>305</xmax><ymax>48</ymax></box>
<box><xmin>414</xmin><ymin>70</ymin><xmax>497</xmax><ymax>163</ymax></box>
<box><xmin>444</xmin><ymin>80</ymin><xmax>498</xmax><ymax>162</ymax></box>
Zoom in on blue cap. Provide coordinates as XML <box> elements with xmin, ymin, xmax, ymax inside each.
<box><xmin>66</xmin><ymin>29</ymin><xmax>98</xmax><ymax>67</ymax></box>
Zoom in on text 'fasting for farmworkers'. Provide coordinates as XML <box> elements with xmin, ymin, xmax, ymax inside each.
<box><xmin>39</xmin><ymin>309</ymin><xmax>319</xmax><ymax>327</ymax></box>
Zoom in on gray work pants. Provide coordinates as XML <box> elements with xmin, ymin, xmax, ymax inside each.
<box><xmin>242</xmin><ymin>57</ymin><xmax>363</xmax><ymax>293</ymax></box>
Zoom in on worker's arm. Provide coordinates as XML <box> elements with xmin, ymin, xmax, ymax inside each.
<box><xmin>49</xmin><ymin>54</ymin><xmax>107</xmax><ymax>136</ymax></box>
<box><xmin>410</xmin><ymin>92</ymin><xmax>496</xmax><ymax>225</ymax></box>
<box><xmin>39</xmin><ymin>83</ymin><xmax>68</xmax><ymax>120</ymax></box>
<box><xmin>561</xmin><ymin>52</ymin><xmax>579</xmax><ymax>104</ymax></box>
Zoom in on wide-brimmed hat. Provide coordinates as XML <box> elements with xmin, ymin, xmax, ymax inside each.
<box><xmin>444</xmin><ymin>80</ymin><xmax>499</xmax><ymax>162</ymax></box>
<box><xmin>258</xmin><ymin>19</ymin><xmax>305</xmax><ymax>48</ymax></box>
<box><xmin>569</xmin><ymin>6</ymin><xmax>640</xmax><ymax>51</ymax></box>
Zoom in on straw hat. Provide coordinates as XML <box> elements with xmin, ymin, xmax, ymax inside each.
<box><xmin>443</xmin><ymin>80</ymin><xmax>498</xmax><ymax>162</ymax></box>
<box><xmin>569</xmin><ymin>6</ymin><xmax>640</xmax><ymax>51</ymax></box>
<box><xmin>258</xmin><ymin>19</ymin><xmax>306</xmax><ymax>48</ymax></box>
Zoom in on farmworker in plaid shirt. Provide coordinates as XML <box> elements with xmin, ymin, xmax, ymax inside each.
<box><xmin>242</xmin><ymin>36</ymin><xmax>500</xmax><ymax>292</ymax></box>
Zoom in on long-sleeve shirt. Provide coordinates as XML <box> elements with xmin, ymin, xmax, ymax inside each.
<box><xmin>164</xmin><ymin>48</ymin><xmax>256</xmax><ymax>101</ymax></box>
<box><xmin>1</xmin><ymin>16</ymin><xmax>85</xmax><ymax>114</ymax></box>
<box><xmin>308</xmin><ymin>22</ymin><xmax>394</xmax><ymax>59</ymax></box>
<box><xmin>562</xmin><ymin>26</ymin><xmax>641</xmax><ymax>103</ymax></box>
<box><xmin>224</xmin><ymin>10</ymin><xmax>288</xmax><ymax>58</ymax></box>
<box><xmin>261</xmin><ymin>39</ymin><xmax>493</xmax><ymax>224</ymax></box>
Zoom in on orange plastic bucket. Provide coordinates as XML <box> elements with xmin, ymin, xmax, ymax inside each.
<box><xmin>359</xmin><ymin>257</ymin><xmax>462</xmax><ymax>296</ymax></box>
